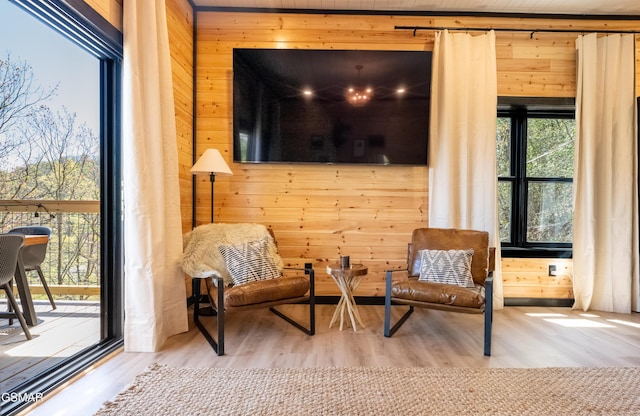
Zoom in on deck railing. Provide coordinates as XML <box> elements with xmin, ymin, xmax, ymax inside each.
<box><xmin>0</xmin><ymin>200</ymin><xmax>101</xmax><ymax>299</ymax></box>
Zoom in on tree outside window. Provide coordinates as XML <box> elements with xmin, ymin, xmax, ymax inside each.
<box><xmin>1</xmin><ymin>0</ymin><xmax>101</xmax><ymax>296</ymax></box>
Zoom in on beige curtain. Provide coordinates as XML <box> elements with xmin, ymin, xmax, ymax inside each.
<box><xmin>122</xmin><ymin>1</ymin><xmax>188</xmax><ymax>351</ymax></box>
<box><xmin>573</xmin><ymin>33</ymin><xmax>639</xmax><ymax>313</ymax></box>
<box><xmin>428</xmin><ymin>30</ymin><xmax>503</xmax><ymax>309</ymax></box>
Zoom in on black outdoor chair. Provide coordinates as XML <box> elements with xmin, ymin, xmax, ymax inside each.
<box><xmin>0</xmin><ymin>234</ymin><xmax>32</xmax><ymax>340</ymax></box>
<box><xmin>9</xmin><ymin>226</ymin><xmax>56</xmax><ymax>309</ymax></box>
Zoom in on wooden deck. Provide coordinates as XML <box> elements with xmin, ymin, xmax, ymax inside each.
<box><xmin>0</xmin><ymin>299</ymin><xmax>100</xmax><ymax>392</ymax></box>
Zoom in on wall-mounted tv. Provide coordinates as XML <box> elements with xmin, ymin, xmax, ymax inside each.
<box><xmin>233</xmin><ymin>48</ymin><xmax>432</xmax><ymax>166</ymax></box>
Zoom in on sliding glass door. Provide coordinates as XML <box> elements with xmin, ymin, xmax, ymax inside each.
<box><xmin>0</xmin><ymin>1</ymin><xmax>122</xmax><ymax>414</ymax></box>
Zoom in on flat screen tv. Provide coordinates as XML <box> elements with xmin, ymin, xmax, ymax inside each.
<box><xmin>233</xmin><ymin>48</ymin><xmax>432</xmax><ymax>166</ymax></box>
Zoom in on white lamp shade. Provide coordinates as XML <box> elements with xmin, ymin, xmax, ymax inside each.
<box><xmin>190</xmin><ymin>149</ymin><xmax>233</xmax><ymax>176</ymax></box>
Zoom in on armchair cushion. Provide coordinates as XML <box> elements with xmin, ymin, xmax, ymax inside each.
<box><xmin>219</xmin><ymin>237</ymin><xmax>280</xmax><ymax>286</ymax></box>
<box><xmin>211</xmin><ymin>275</ymin><xmax>310</xmax><ymax>307</ymax></box>
<box><xmin>418</xmin><ymin>248</ymin><xmax>475</xmax><ymax>288</ymax></box>
<box><xmin>391</xmin><ymin>279</ymin><xmax>485</xmax><ymax>309</ymax></box>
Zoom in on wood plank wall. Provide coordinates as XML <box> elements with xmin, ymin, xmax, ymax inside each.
<box><xmin>166</xmin><ymin>0</ymin><xmax>195</xmax><ymax>233</ymax></box>
<box><xmin>85</xmin><ymin>1</ymin><xmax>639</xmax><ymax>300</ymax></box>
<box><xmin>84</xmin><ymin>0</ymin><xmax>121</xmax><ymax>30</ymax></box>
<box><xmin>165</xmin><ymin>0</ymin><xmax>195</xmax><ymax>295</ymax></box>
<box><xmin>195</xmin><ymin>11</ymin><xmax>640</xmax><ymax>298</ymax></box>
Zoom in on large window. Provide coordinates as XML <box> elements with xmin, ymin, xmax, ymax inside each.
<box><xmin>497</xmin><ymin>102</ymin><xmax>575</xmax><ymax>257</ymax></box>
<box><xmin>1</xmin><ymin>1</ymin><xmax>122</xmax><ymax>415</ymax></box>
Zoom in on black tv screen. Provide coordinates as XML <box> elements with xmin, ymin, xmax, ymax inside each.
<box><xmin>233</xmin><ymin>48</ymin><xmax>432</xmax><ymax>166</ymax></box>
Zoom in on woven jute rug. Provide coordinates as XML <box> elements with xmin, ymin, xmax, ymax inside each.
<box><xmin>94</xmin><ymin>364</ymin><xmax>640</xmax><ymax>415</ymax></box>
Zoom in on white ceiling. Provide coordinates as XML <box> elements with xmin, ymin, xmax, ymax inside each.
<box><xmin>192</xmin><ymin>0</ymin><xmax>640</xmax><ymax>16</ymax></box>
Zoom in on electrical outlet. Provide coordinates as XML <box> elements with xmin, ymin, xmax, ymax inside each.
<box><xmin>548</xmin><ymin>264</ymin><xmax>557</xmax><ymax>276</ymax></box>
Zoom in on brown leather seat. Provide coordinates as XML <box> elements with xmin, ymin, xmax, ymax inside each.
<box><xmin>384</xmin><ymin>227</ymin><xmax>495</xmax><ymax>356</ymax></box>
<box><xmin>391</xmin><ymin>280</ymin><xmax>485</xmax><ymax>309</ymax></box>
<box><xmin>209</xmin><ymin>275</ymin><xmax>310</xmax><ymax>309</ymax></box>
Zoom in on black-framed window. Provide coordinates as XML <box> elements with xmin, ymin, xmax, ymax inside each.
<box><xmin>497</xmin><ymin>100</ymin><xmax>575</xmax><ymax>258</ymax></box>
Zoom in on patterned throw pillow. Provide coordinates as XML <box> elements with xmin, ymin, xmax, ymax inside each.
<box><xmin>418</xmin><ymin>249</ymin><xmax>475</xmax><ymax>288</ymax></box>
<box><xmin>218</xmin><ymin>237</ymin><xmax>281</xmax><ymax>286</ymax></box>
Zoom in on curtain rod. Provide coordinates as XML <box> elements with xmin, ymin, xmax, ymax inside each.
<box><xmin>395</xmin><ymin>25</ymin><xmax>640</xmax><ymax>37</ymax></box>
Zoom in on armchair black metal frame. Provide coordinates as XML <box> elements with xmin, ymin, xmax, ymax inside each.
<box><xmin>384</xmin><ymin>270</ymin><xmax>493</xmax><ymax>356</ymax></box>
<box><xmin>192</xmin><ymin>263</ymin><xmax>315</xmax><ymax>356</ymax></box>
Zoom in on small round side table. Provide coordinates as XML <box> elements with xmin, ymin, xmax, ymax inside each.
<box><xmin>326</xmin><ymin>263</ymin><xmax>368</xmax><ymax>331</ymax></box>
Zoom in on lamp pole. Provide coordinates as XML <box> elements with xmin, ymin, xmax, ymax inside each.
<box><xmin>209</xmin><ymin>172</ymin><xmax>216</xmax><ymax>223</ymax></box>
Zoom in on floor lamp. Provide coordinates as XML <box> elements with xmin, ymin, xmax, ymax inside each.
<box><xmin>190</xmin><ymin>148</ymin><xmax>233</xmax><ymax>223</ymax></box>
<box><xmin>190</xmin><ymin>149</ymin><xmax>233</xmax><ymax>316</ymax></box>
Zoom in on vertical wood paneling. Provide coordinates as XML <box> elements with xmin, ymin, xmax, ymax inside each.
<box><xmin>195</xmin><ymin>11</ymin><xmax>639</xmax><ymax>298</ymax></box>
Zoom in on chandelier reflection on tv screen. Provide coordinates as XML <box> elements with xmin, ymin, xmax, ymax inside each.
<box><xmin>345</xmin><ymin>64</ymin><xmax>372</xmax><ymax>106</ymax></box>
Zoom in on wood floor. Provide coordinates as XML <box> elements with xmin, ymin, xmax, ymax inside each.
<box><xmin>22</xmin><ymin>304</ymin><xmax>640</xmax><ymax>416</ymax></box>
<box><xmin>1</xmin><ymin>300</ymin><xmax>100</xmax><ymax>392</ymax></box>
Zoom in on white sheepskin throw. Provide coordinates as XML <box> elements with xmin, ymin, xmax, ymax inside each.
<box><xmin>180</xmin><ymin>223</ymin><xmax>283</xmax><ymax>285</ymax></box>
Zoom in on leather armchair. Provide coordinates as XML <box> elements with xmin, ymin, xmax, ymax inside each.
<box><xmin>384</xmin><ymin>227</ymin><xmax>495</xmax><ymax>356</ymax></box>
<box><xmin>182</xmin><ymin>223</ymin><xmax>315</xmax><ymax>356</ymax></box>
